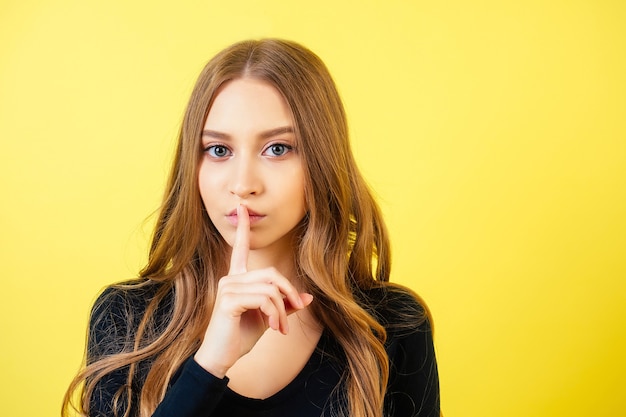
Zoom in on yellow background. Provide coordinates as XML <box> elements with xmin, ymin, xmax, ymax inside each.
<box><xmin>1</xmin><ymin>1</ymin><xmax>625</xmax><ymax>416</ymax></box>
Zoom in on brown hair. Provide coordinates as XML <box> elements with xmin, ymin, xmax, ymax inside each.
<box><xmin>63</xmin><ymin>38</ymin><xmax>408</xmax><ymax>417</ymax></box>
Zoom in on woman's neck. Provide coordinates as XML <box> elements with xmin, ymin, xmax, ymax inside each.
<box><xmin>246</xmin><ymin>249</ymin><xmax>298</xmax><ymax>280</ymax></box>
<box><xmin>234</xmin><ymin>229</ymin><xmax>303</xmax><ymax>287</ymax></box>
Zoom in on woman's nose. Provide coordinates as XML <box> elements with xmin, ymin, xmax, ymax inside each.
<box><xmin>229</xmin><ymin>157</ymin><xmax>262</xmax><ymax>198</ymax></box>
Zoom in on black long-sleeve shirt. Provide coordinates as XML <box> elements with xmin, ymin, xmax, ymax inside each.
<box><xmin>88</xmin><ymin>283</ymin><xmax>440</xmax><ymax>417</ymax></box>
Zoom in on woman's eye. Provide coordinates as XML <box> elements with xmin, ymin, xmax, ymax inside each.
<box><xmin>264</xmin><ymin>144</ymin><xmax>292</xmax><ymax>157</ymax></box>
<box><xmin>206</xmin><ymin>145</ymin><xmax>230</xmax><ymax>158</ymax></box>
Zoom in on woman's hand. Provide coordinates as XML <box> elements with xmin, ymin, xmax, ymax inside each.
<box><xmin>193</xmin><ymin>205</ymin><xmax>313</xmax><ymax>378</ymax></box>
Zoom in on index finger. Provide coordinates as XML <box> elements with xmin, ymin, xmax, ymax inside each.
<box><xmin>228</xmin><ymin>204</ymin><xmax>250</xmax><ymax>275</ymax></box>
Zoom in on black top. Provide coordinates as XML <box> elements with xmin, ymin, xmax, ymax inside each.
<box><xmin>88</xmin><ymin>282</ymin><xmax>440</xmax><ymax>417</ymax></box>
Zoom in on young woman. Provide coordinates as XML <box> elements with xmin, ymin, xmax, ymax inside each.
<box><xmin>63</xmin><ymin>38</ymin><xmax>440</xmax><ymax>417</ymax></box>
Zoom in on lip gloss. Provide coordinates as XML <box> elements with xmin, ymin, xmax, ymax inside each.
<box><xmin>226</xmin><ymin>206</ymin><xmax>265</xmax><ymax>226</ymax></box>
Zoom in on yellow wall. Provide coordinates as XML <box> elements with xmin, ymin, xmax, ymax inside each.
<box><xmin>1</xmin><ymin>1</ymin><xmax>624</xmax><ymax>415</ymax></box>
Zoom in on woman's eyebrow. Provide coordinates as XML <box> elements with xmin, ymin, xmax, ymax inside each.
<box><xmin>202</xmin><ymin>129</ymin><xmax>230</xmax><ymax>139</ymax></box>
<box><xmin>259</xmin><ymin>126</ymin><xmax>294</xmax><ymax>139</ymax></box>
<box><xmin>202</xmin><ymin>126</ymin><xmax>294</xmax><ymax>140</ymax></box>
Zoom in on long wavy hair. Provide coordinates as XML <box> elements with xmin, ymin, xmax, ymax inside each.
<box><xmin>63</xmin><ymin>38</ymin><xmax>413</xmax><ymax>417</ymax></box>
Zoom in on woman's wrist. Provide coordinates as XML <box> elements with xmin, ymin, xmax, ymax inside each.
<box><xmin>193</xmin><ymin>351</ymin><xmax>229</xmax><ymax>379</ymax></box>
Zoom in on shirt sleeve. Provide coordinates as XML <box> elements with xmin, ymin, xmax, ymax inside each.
<box><xmin>385</xmin><ymin>316</ymin><xmax>441</xmax><ymax>417</ymax></box>
<box><xmin>87</xmin><ymin>287</ymin><xmax>141</xmax><ymax>417</ymax></box>
<box><xmin>151</xmin><ymin>357</ymin><xmax>229</xmax><ymax>417</ymax></box>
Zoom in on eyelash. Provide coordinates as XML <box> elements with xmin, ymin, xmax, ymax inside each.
<box><xmin>263</xmin><ymin>143</ymin><xmax>293</xmax><ymax>157</ymax></box>
<box><xmin>203</xmin><ymin>142</ymin><xmax>294</xmax><ymax>158</ymax></box>
<box><xmin>204</xmin><ymin>144</ymin><xmax>231</xmax><ymax>158</ymax></box>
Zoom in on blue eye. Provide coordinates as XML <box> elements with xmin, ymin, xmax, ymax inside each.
<box><xmin>264</xmin><ymin>144</ymin><xmax>292</xmax><ymax>157</ymax></box>
<box><xmin>206</xmin><ymin>145</ymin><xmax>231</xmax><ymax>158</ymax></box>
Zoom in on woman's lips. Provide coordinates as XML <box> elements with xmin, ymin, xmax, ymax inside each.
<box><xmin>226</xmin><ymin>208</ymin><xmax>265</xmax><ymax>226</ymax></box>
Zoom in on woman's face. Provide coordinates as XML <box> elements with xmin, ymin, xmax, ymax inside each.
<box><xmin>199</xmin><ymin>78</ymin><xmax>307</xmax><ymax>256</ymax></box>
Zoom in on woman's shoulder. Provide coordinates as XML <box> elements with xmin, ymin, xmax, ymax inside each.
<box><xmin>356</xmin><ymin>284</ymin><xmax>433</xmax><ymax>336</ymax></box>
<box><xmin>88</xmin><ymin>279</ymin><xmax>174</xmax><ymax>357</ymax></box>
<box><xmin>90</xmin><ymin>279</ymin><xmax>167</xmax><ymax>328</ymax></box>
<box><xmin>92</xmin><ymin>278</ymin><xmax>171</xmax><ymax>315</ymax></box>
